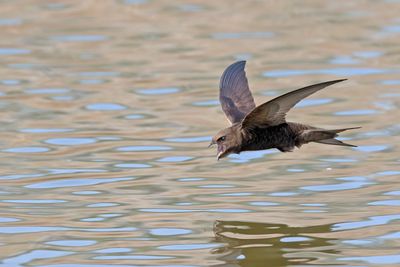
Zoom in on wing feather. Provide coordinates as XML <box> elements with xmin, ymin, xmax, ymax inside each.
<box><xmin>241</xmin><ymin>79</ymin><xmax>347</xmax><ymax>129</ymax></box>
<box><xmin>219</xmin><ymin>61</ymin><xmax>256</xmax><ymax>124</ymax></box>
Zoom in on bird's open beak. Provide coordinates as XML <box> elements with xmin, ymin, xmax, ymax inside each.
<box><xmin>208</xmin><ymin>140</ymin><xmax>216</xmax><ymax>148</ymax></box>
<box><xmin>216</xmin><ymin>144</ymin><xmax>226</xmax><ymax>160</ymax></box>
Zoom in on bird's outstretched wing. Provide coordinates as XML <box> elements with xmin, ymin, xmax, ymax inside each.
<box><xmin>219</xmin><ymin>61</ymin><xmax>256</xmax><ymax>124</ymax></box>
<box><xmin>241</xmin><ymin>79</ymin><xmax>347</xmax><ymax>129</ymax></box>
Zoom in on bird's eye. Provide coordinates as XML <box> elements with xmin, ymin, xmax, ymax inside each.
<box><xmin>217</xmin><ymin>136</ymin><xmax>226</xmax><ymax>142</ymax></box>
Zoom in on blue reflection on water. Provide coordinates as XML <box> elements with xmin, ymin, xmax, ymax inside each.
<box><xmin>1</xmin><ymin>79</ymin><xmax>21</xmax><ymax>85</ymax></box>
<box><xmin>295</xmin><ymin>98</ymin><xmax>334</xmax><ymax>108</ymax></box>
<box><xmin>136</xmin><ymin>87</ymin><xmax>180</xmax><ymax>95</ymax></box>
<box><xmin>79</xmin><ymin>79</ymin><xmax>105</xmax><ymax>85</ymax></box>
<box><xmin>3</xmin><ymin>146</ymin><xmax>50</xmax><ymax>153</ymax></box>
<box><xmin>78</xmin><ymin>71</ymin><xmax>120</xmax><ymax>77</ymax></box>
<box><xmin>0</xmin><ymin>173</ymin><xmax>44</xmax><ymax>180</ymax></box>
<box><xmin>0</xmin><ymin>18</ymin><xmax>22</xmax><ymax>26</ymax></box>
<box><xmin>158</xmin><ymin>243</ymin><xmax>220</xmax><ymax>250</ymax></box>
<box><xmin>301</xmin><ymin>176</ymin><xmax>373</xmax><ymax>192</ymax></box>
<box><xmin>45</xmin><ymin>138</ymin><xmax>97</xmax><ymax>146</ymax></box>
<box><xmin>93</xmin><ymin>248</ymin><xmax>133</xmax><ymax>253</ymax></box>
<box><xmin>93</xmin><ymin>255</ymin><xmax>174</xmax><ymax>260</ymax></box>
<box><xmin>2</xmin><ymin>199</ymin><xmax>66</xmax><ymax>204</ymax></box>
<box><xmin>249</xmin><ymin>201</ymin><xmax>279</xmax><ymax>206</ymax></box>
<box><xmin>382</xmin><ymin>25</ymin><xmax>400</xmax><ymax>33</ymax></box>
<box><xmin>124</xmin><ymin>0</ymin><xmax>148</xmax><ymax>5</ymax></box>
<box><xmin>24</xmin><ymin>88</ymin><xmax>70</xmax><ymax>94</ymax></box>
<box><xmin>124</xmin><ymin>114</ymin><xmax>145</xmax><ymax>119</ymax></box>
<box><xmin>47</xmin><ymin>168</ymin><xmax>106</xmax><ymax>175</ymax></box>
<box><xmin>354</xmin><ymin>145</ymin><xmax>388</xmax><ymax>152</ymax></box>
<box><xmin>85</xmin><ymin>103</ymin><xmax>127</xmax><ymax>111</ymax></box>
<box><xmin>353</xmin><ymin>51</ymin><xmax>383</xmax><ymax>58</ymax></box>
<box><xmin>0</xmin><ymin>48</ymin><xmax>30</xmax><ymax>55</ymax></box>
<box><xmin>384</xmin><ymin>190</ymin><xmax>400</xmax><ymax>196</ymax></box>
<box><xmin>340</xmin><ymin>254</ymin><xmax>400</xmax><ymax>264</ymax></box>
<box><xmin>177</xmin><ymin>177</ymin><xmax>205</xmax><ymax>182</ymax></box>
<box><xmin>51</xmin><ymin>35</ymin><xmax>108</xmax><ymax>42</ymax></box>
<box><xmin>1</xmin><ymin>250</ymin><xmax>73</xmax><ymax>266</ymax></box>
<box><xmin>157</xmin><ymin>156</ymin><xmax>193</xmax><ymax>162</ymax></box>
<box><xmin>333</xmin><ymin>214</ymin><xmax>400</xmax><ymax>231</ymax></box>
<box><xmin>368</xmin><ymin>200</ymin><xmax>400</xmax><ymax>206</ymax></box>
<box><xmin>335</xmin><ymin>109</ymin><xmax>377</xmax><ymax>116</ymax></box>
<box><xmin>269</xmin><ymin>192</ymin><xmax>298</xmax><ymax>197</ymax></box>
<box><xmin>192</xmin><ymin>100</ymin><xmax>219</xmax><ymax>106</ymax></box>
<box><xmin>280</xmin><ymin>236</ymin><xmax>312</xmax><ymax>242</ymax></box>
<box><xmin>114</xmin><ymin>163</ymin><xmax>151</xmax><ymax>168</ymax></box>
<box><xmin>0</xmin><ymin>217</ymin><xmax>20</xmax><ymax>223</ymax></box>
<box><xmin>228</xmin><ymin>149</ymin><xmax>277</xmax><ymax>163</ymax></box>
<box><xmin>87</xmin><ymin>202</ymin><xmax>119</xmax><ymax>208</ymax></box>
<box><xmin>149</xmin><ymin>228</ymin><xmax>192</xmax><ymax>236</ymax></box>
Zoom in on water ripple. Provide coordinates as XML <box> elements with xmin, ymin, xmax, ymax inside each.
<box><xmin>301</xmin><ymin>176</ymin><xmax>373</xmax><ymax>192</ymax></box>
<box><xmin>1</xmin><ymin>250</ymin><xmax>73</xmax><ymax>266</ymax></box>
<box><xmin>24</xmin><ymin>88</ymin><xmax>70</xmax><ymax>94</ymax></box>
<box><xmin>136</xmin><ymin>87</ymin><xmax>180</xmax><ymax>95</ymax></box>
<box><xmin>25</xmin><ymin>177</ymin><xmax>133</xmax><ymax>189</ymax></box>
<box><xmin>340</xmin><ymin>254</ymin><xmax>400</xmax><ymax>264</ymax></box>
<box><xmin>51</xmin><ymin>35</ymin><xmax>108</xmax><ymax>42</ymax></box>
<box><xmin>263</xmin><ymin>68</ymin><xmax>390</xmax><ymax>78</ymax></box>
<box><xmin>212</xmin><ymin>32</ymin><xmax>274</xmax><ymax>39</ymax></box>
<box><xmin>333</xmin><ymin>214</ymin><xmax>400</xmax><ymax>231</ymax></box>
<box><xmin>158</xmin><ymin>243</ymin><xmax>220</xmax><ymax>250</ymax></box>
<box><xmin>93</xmin><ymin>255</ymin><xmax>174</xmax><ymax>260</ymax></box>
<box><xmin>46</xmin><ymin>240</ymin><xmax>97</xmax><ymax>247</ymax></box>
<box><xmin>149</xmin><ymin>228</ymin><xmax>192</xmax><ymax>236</ymax></box>
<box><xmin>19</xmin><ymin>128</ymin><xmax>74</xmax><ymax>133</ymax></box>
<box><xmin>93</xmin><ymin>248</ymin><xmax>133</xmax><ymax>253</ymax></box>
<box><xmin>116</xmin><ymin>145</ymin><xmax>172</xmax><ymax>152</ymax></box>
<box><xmin>157</xmin><ymin>156</ymin><xmax>193</xmax><ymax>162</ymax></box>
<box><xmin>164</xmin><ymin>136</ymin><xmax>210</xmax><ymax>143</ymax></box>
<box><xmin>85</xmin><ymin>103</ymin><xmax>127</xmax><ymax>111</ymax></box>
<box><xmin>368</xmin><ymin>200</ymin><xmax>400</xmax><ymax>206</ymax></box>
<box><xmin>45</xmin><ymin>138</ymin><xmax>97</xmax><ymax>146</ymax></box>
<box><xmin>0</xmin><ymin>48</ymin><xmax>30</xmax><ymax>55</ymax></box>
<box><xmin>3</xmin><ymin>146</ymin><xmax>50</xmax><ymax>153</ymax></box>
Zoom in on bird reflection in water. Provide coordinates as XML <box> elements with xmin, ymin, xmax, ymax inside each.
<box><xmin>211</xmin><ymin>220</ymin><xmax>339</xmax><ymax>266</ymax></box>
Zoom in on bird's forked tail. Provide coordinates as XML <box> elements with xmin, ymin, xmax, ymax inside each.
<box><xmin>298</xmin><ymin>127</ymin><xmax>360</xmax><ymax>147</ymax></box>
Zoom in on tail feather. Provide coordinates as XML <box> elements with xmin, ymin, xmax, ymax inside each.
<box><xmin>298</xmin><ymin>126</ymin><xmax>360</xmax><ymax>147</ymax></box>
<box><xmin>315</xmin><ymin>138</ymin><xmax>357</xmax><ymax>147</ymax></box>
<box><xmin>327</xmin><ymin>126</ymin><xmax>361</xmax><ymax>134</ymax></box>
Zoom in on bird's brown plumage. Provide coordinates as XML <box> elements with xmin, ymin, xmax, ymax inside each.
<box><xmin>211</xmin><ymin>60</ymin><xmax>360</xmax><ymax>160</ymax></box>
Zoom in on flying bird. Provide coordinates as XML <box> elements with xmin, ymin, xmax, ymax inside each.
<box><xmin>210</xmin><ymin>61</ymin><xmax>360</xmax><ymax>160</ymax></box>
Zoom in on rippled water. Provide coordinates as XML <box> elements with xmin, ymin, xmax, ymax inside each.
<box><xmin>0</xmin><ymin>1</ymin><xmax>399</xmax><ymax>266</ymax></box>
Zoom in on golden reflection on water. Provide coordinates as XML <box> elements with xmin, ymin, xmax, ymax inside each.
<box><xmin>212</xmin><ymin>220</ymin><xmax>338</xmax><ymax>266</ymax></box>
<box><xmin>0</xmin><ymin>0</ymin><xmax>399</xmax><ymax>266</ymax></box>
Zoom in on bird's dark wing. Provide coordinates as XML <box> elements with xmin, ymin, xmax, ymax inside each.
<box><xmin>219</xmin><ymin>61</ymin><xmax>256</xmax><ymax>124</ymax></box>
<box><xmin>241</xmin><ymin>79</ymin><xmax>347</xmax><ymax>129</ymax></box>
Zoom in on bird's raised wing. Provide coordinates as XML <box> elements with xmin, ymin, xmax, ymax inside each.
<box><xmin>241</xmin><ymin>79</ymin><xmax>347</xmax><ymax>129</ymax></box>
<box><xmin>219</xmin><ymin>61</ymin><xmax>256</xmax><ymax>124</ymax></box>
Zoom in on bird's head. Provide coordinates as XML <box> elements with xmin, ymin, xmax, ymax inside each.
<box><xmin>209</xmin><ymin>124</ymin><xmax>242</xmax><ymax>160</ymax></box>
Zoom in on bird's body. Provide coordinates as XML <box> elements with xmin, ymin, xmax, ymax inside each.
<box><xmin>242</xmin><ymin>122</ymin><xmax>307</xmax><ymax>152</ymax></box>
<box><xmin>210</xmin><ymin>61</ymin><xmax>360</xmax><ymax>160</ymax></box>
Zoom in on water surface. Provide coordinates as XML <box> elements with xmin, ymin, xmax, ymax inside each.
<box><xmin>0</xmin><ymin>1</ymin><xmax>399</xmax><ymax>266</ymax></box>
